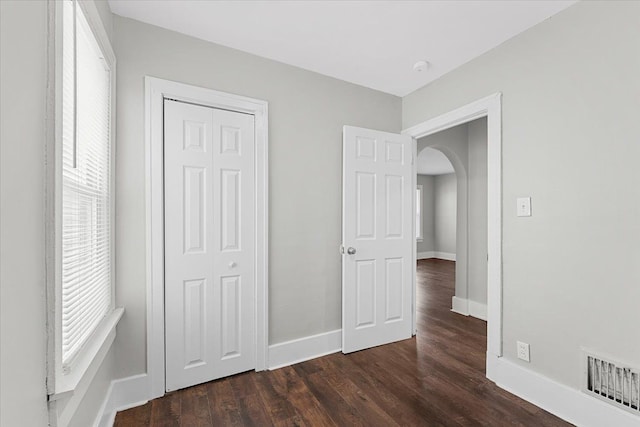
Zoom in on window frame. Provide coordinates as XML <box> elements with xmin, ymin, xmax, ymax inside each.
<box><xmin>46</xmin><ymin>0</ymin><xmax>122</xmax><ymax>401</ymax></box>
<box><xmin>416</xmin><ymin>184</ymin><xmax>424</xmax><ymax>241</ymax></box>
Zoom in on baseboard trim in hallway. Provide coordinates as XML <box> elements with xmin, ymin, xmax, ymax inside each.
<box><xmin>417</xmin><ymin>251</ymin><xmax>456</xmax><ymax>261</ymax></box>
<box><xmin>451</xmin><ymin>296</ymin><xmax>488</xmax><ymax>321</ymax></box>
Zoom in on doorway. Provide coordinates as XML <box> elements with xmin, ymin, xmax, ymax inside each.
<box><xmin>341</xmin><ymin>93</ymin><xmax>502</xmax><ymax>379</ymax></box>
<box><xmin>145</xmin><ymin>77</ymin><xmax>269</xmax><ymax>399</ymax></box>
<box><xmin>415</xmin><ymin>118</ymin><xmax>488</xmax><ymax>322</ymax></box>
<box><xmin>403</xmin><ymin>93</ymin><xmax>502</xmax><ymax>374</ymax></box>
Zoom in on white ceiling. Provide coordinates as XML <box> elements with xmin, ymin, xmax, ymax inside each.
<box><xmin>108</xmin><ymin>0</ymin><xmax>576</xmax><ymax>96</ymax></box>
<box><xmin>417</xmin><ymin>147</ymin><xmax>454</xmax><ymax>175</ymax></box>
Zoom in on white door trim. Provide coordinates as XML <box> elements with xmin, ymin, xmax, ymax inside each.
<box><xmin>402</xmin><ymin>93</ymin><xmax>502</xmax><ymax>365</ymax></box>
<box><xmin>145</xmin><ymin>76</ymin><xmax>269</xmax><ymax>399</ymax></box>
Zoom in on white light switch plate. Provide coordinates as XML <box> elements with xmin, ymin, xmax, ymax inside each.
<box><xmin>517</xmin><ymin>197</ymin><xmax>531</xmax><ymax>217</ymax></box>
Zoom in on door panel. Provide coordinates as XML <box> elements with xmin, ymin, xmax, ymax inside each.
<box><xmin>356</xmin><ymin>259</ymin><xmax>376</xmax><ymax>328</ymax></box>
<box><xmin>356</xmin><ymin>172</ymin><xmax>376</xmax><ymax>239</ymax></box>
<box><xmin>183</xmin><ymin>278</ymin><xmax>205</xmax><ymax>367</ymax></box>
<box><xmin>342</xmin><ymin>126</ymin><xmax>413</xmax><ymax>353</ymax></box>
<box><xmin>183</xmin><ymin>166</ymin><xmax>206</xmax><ymax>253</ymax></box>
<box><xmin>385</xmin><ymin>175</ymin><xmax>403</xmax><ymax>237</ymax></box>
<box><xmin>220</xmin><ymin>169</ymin><xmax>240</xmax><ymax>251</ymax></box>
<box><xmin>385</xmin><ymin>257</ymin><xmax>404</xmax><ymax>322</ymax></box>
<box><xmin>220</xmin><ymin>275</ymin><xmax>241</xmax><ymax>359</ymax></box>
<box><xmin>164</xmin><ymin>99</ymin><xmax>255</xmax><ymax>392</ymax></box>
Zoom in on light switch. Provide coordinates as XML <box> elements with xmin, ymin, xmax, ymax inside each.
<box><xmin>516</xmin><ymin>197</ymin><xmax>531</xmax><ymax>217</ymax></box>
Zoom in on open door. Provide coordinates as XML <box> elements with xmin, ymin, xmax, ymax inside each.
<box><xmin>342</xmin><ymin>126</ymin><xmax>414</xmax><ymax>353</ymax></box>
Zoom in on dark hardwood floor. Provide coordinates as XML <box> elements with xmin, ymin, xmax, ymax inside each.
<box><xmin>115</xmin><ymin>259</ymin><xmax>571</xmax><ymax>426</ymax></box>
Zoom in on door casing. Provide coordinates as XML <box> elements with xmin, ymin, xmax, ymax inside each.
<box><xmin>145</xmin><ymin>77</ymin><xmax>269</xmax><ymax>400</ymax></box>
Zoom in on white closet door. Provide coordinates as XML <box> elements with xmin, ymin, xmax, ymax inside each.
<box><xmin>342</xmin><ymin>125</ymin><xmax>413</xmax><ymax>353</ymax></box>
<box><xmin>164</xmin><ymin>99</ymin><xmax>255</xmax><ymax>392</ymax></box>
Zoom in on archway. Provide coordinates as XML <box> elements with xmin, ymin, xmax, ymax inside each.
<box><xmin>416</xmin><ymin>138</ymin><xmax>470</xmax><ymax>313</ymax></box>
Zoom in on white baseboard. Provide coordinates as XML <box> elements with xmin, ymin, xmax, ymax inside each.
<box><xmin>487</xmin><ymin>355</ymin><xmax>640</xmax><ymax>427</ymax></box>
<box><xmin>434</xmin><ymin>251</ymin><xmax>456</xmax><ymax>261</ymax></box>
<box><xmin>417</xmin><ymin>251</ymin><xmax>435</xmax><ymax>259</ymax></box>
<box><xmin>417</xmin><ymin>251</ymin><xmax>456</xmax><ymax>261</ymax></box>
<box><xmin>451</xmin><ymin>296</ymin><xmax>469</xmax><ymax>315</ymax></box>
<box><xmin>95</xmin><ymin>374</ymin><xmax>149</xmax><ymax>427</ymax></box>
<box><xmin>451</xmin><ymin>297</ymin><xmax>487</xmax><ymax>321</ymax></box>
<box><xmin>268</xmin><ymin>329</ymin><xmax>342</xmax><ymax>370</ymax></box>
<box><xmin>468</xmin><ymin>300</ymin><xmax>487</xmax><ymax>321</ymax></box>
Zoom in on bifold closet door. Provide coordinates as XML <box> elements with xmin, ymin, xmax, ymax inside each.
<box><xmin>164</xmin><ymin>99</ymin><xmax>255</xmax><ymax>392</ymax></box>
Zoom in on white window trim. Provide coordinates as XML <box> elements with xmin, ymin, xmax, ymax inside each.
<box><xmin>416</xmin><ymin>184</ymin><xmax>424</xmax><ymax>242</ymax></box>
<box><xmin>45</xmin><ymin>0</ymin><xmax>122</xmax><ymax>403</ymax></box>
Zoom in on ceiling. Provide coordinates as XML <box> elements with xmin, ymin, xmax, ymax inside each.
<box><xmin>417</xmin><ymin>147</ymin><xmax>454</xmax><ymax>175</ymax></box>
<box><xmin>108</xmin><ymin>1</ymin><xmax>576</xmax><ymax>97</ymax></box>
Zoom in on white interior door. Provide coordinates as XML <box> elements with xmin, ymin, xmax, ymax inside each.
<box><xmin>342</xmin><ymin>125</ymin><xmax>414</xmax><ymax>353</ymax></box>
<box><xmin>164</xmin><ymin>99</ymin><xmax>255</xmax><ymax>392</ymax></box>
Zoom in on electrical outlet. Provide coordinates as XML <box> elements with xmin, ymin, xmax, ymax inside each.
<box><xmin>517</xmin><ymin>341</ymin><xmax>530</xmax><ymax>362</ymax></box>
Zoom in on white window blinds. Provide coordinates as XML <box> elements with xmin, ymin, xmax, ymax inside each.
<box><xmin>61</xmin><ymin>0</ymin><xmax>113</xmax><ymax>365</ymax></box>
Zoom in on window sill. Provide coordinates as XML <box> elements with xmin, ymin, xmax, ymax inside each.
<box><xmin>49</xmin><ymin>307</ymin><xmax>124</xmax><ymax>401</ymax></box>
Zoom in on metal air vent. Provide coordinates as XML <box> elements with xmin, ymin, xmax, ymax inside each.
<box><xmin>584</xmin><ymin>350</ymin><xmax>640</xmax><ymax>416</ymax></box>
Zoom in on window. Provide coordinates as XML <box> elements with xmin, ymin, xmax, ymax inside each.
<box><xmin>416</xmin><ymin>185</ymin><xmax>423</xmax><ymax>241</ymax></box>
<box><xmin>49</xmin><ymin>0</ymin><xmax>121</xmax><ymax>397</ymax></box>
<box><xmin>61</xmin><ymin>0</ymin><xmax>113</xmax><ymax>365</ymax></box>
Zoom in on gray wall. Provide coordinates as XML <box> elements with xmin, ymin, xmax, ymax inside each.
<box><xmin>112</xmin><ymin>16</ymin><xmax>401</xmax><ymax>377</ymax></box>
<box><xmin>404</xmin><ymin>0</ymin><xmax>640</xmax><ymax>388</ymax></box>
<box><xmin>94</xmin><ymin>0</ymin><xmax>113</xmax><ymax>40</ymax></box>
<box><xmin>0</xmin><ymin>1</ymin><xmax>49</xmax><ymax>425</ymax></box>
<box><xmin>416</xmin><ymin>175</ymin><xmax>435</xmax><ymax>253</ymax></box>
<box><xmin>467</xmin><ymin>119</ymin><xmax>488</xmax><ymax>305</ymax></box>
<box><xmin>417</xmin><ymin>172</ymin><xmax>459</xmax><ymax>257</ymax></box>
<box><xmin>433</xmin><ymin>174</ymin><xmax>457</xmax><ymax>255</ymax></box>
<box><xmin>67</xmin><ymin>350</ymin><xmax>115</xmax><ymax>427</ymax></box>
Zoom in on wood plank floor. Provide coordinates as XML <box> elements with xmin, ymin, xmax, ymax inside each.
<box><xmin>115</xmin><ymin>259</ymin><xmax>571</xmax><ymax>426</ymax></box>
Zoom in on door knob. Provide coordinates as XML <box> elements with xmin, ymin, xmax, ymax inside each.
<box><xmin>347</xmin><ymin>247</ymin><xmax>356</xmax><ymax>255</ymax></box>
<box><xmin>229</xmin><ymin>261</ymin><xmax>237</xmax><ymax>268</ymax></box>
